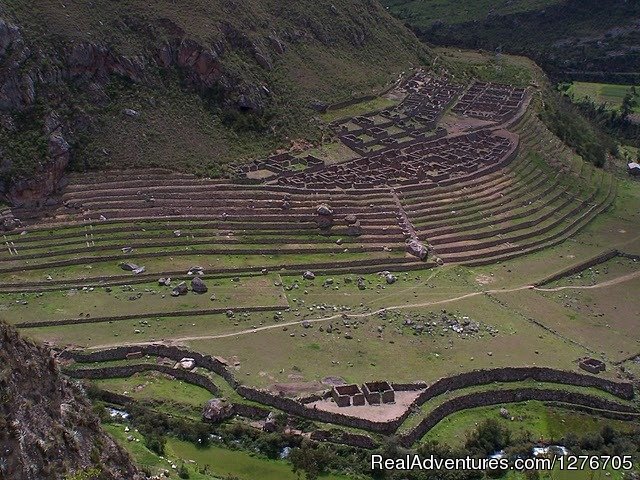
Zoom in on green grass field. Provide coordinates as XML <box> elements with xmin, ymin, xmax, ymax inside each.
<box><xmin>567</xmin><ymin>82</ymin><xmax>640</xmax><ymax>113</ymax></box>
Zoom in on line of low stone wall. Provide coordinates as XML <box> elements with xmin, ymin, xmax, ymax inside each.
<box><xmin>618</xmin><ymin>252</ymin><xmax>640</xmax><ymax>261</ymax></box>
<box><xmin>5</xmin><ymin>257</ymin><xmax>422</xmax><ymax>291</ymax></box>
<box><xmin>91</xmin><ymin>388</ymin><xmax>134</xmax><ymax>406</ymax></box>
<box><xmin>1</xmin><ymin>244</ymin><xmax>396</xmax><ymax>271</ymax></box>
<box><xmin>231</xmin><ymin>403</ymin><xmax>272</xmax><ymax>419</ymax></box>
<box><xmin>5</xmin><ymin>251</ymin><xmax>414</xmax><ymax>280</ymax></box>
<box><xmin>6</xmin><ymin>236</ymin><xmax>405</xmax><ymax>261</ymax></box>
<box><xmin>63</xmin><ymin>346</ymin><xmax>635</xmax><ymax>438</ymax></box>
<box><xmin>310</xmin><ymin>429</ymin><xmax>377</xmax><ymax>449</ymax></box>
<box><xmin>400</xmin><ymin>388</ymin><xmax>639</xmax><ymax>447</ymax></box>
<box><xmin>17</xmin><ymin>304</ymin><xmax>287</xmax><ymax>328</ymax></box>
<box><xmin>411</xmin><ymin>367</ymin><xmax>634</xmax><ymax>403</ymax></box>
<box><xmin>534</xmin><ymin>249</ymin><xmax>620</xmax><ymax>286</ymax></box>
<box><xmin>65</xmin><ymin>364</ymin><xmax>221</xmax><ymax>396</ymax></box>
<box><xmin>543</xmin><ymin>402</ymin><xmax>640</xmax><ymax>422</ymax></box>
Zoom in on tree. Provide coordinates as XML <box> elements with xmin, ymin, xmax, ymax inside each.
<box><xmin>289</xmin><ymin>442</ymin><xmax>334</xmax><ymax>480</ymax></box>
<box><xmin>465</xmin><ymin>419</ymin><xmax>511</xmax><ymax>456</ymax></box>
<box><xmin>621</xmin><ymin>86</ymin><xmax>639</xmax><ymax>119</ymax></box>
<box><xmin>178</xmin><ymin>462</ymin><xmax>190</xmax><ymax>479</ymax></box>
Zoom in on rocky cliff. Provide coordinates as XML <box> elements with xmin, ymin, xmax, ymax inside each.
<box><xmin>0</xmin><ymin>321</ymin><xmax>145</xmax><ymax>480</ymax></box>
<box><xmin>0</xmin><ymin>0</ymin><xmax>431</xmax><ymax>210</ymax></box>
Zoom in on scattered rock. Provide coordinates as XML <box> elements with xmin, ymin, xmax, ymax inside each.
<box><xmin>202</xmin><ymin>398</ymin><xmax>233</xmax><ymax>422</ymax></box>
<box><xmin>171</xmin><ymin>282</ymin><xmax>188</xmax><ymax>296</ymax></box>
<box><xmin>191</xmin><ymin>277</ymin><xmax>208</xmax><ymax>294</ymax></box>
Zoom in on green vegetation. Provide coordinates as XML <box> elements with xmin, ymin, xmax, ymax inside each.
<box><xmin>383</xmin><ymin>0</ymin><xmax>640</xmax><ymax>82</ymax></box>
<box><xmin>380</xmin><ymin>0</ymin><xmax>560</xmax><ymax>27</ymax></box>
<box><xmin>1</xmin><ymin>0</ymin><xmax>431</xmax><ymax>181</ymax></box>
<box><xmin>567</xmin><ymin>82</ymin><xmax>640</xmax><ymax>113</ymax></box>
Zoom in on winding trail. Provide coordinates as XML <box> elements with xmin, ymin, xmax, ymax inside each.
<box><xmin>534</xmin><ymin>269</ymin><xmax>640</xmax><ymax>292</ymax></box>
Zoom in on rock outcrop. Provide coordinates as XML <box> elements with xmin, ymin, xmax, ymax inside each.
<box><xmin>0</xmin><ymin>321</ymin><xmax>145</xmax><ymax>480</ymax></box>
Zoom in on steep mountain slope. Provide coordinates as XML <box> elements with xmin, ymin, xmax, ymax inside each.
<box><xmin>383</xmin><ymin>0</ymin><xmax>640</xmax><ymax>82</ymax></box>
<box><xmin>0</xmin><ymin>321</ymin><xmax>144</xmax><ymax>480</ymax></box>
<box><xmin>0</xmin><ymin>0</ymin><xmax>431</xmax><ymax>207</ymax></box>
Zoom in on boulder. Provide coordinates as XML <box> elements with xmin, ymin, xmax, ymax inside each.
<box><xmin>171</xmin><ymin>281</ymin><xmax>188</xmax><ymax>296</ymax></box>
<box><xmin>263</xmin><ymin>411</ymin><xmax>278</xmax><ymax>432</ymax></box>
<box><xmin>385</xmin><ymin>273</ymin><xmax>397</xmax><ymax>285</ymax></box>
<box><xmin>303</xmin><ymin>271</ymin><xmax>315</xmax><ymax>280</ymax></box>
<box><xmin>191</xmin><ymin>276</ymin><xmax>208</xmax><ymax>294</ymax></box>
<box><xmin>316</xmin><ymin>204</ymin><xmax>333</xmax><ymax>216</ymax></box>
<box><xmin>202</xmin><ymin>398</ymin><xmax>233</xmax><ymax>422</ymax></box>
<box><xmin>120</xmin><ymin>262</ymin><xmax>146</xmax><ymax>274</ymax></box>
<box><xmin>346</xmin><ymin>220</ymin><xmax>362</xmax><ymax>237</ymax></box>
<box><xmin>406</xmin><ymin>239</ymin><xmax>429</xmax><ymax>261</ymax></box>
<box><xmin>344</xmin><ymin>214</ymin><xmax>357</xmax><ymax>225</ymax></box>
<box><xmin>188</xmin><ymin>266</ymin><xmax>204</xmax><ymax>275</ymax></box>
<box><xmin>174</xmin><ymin>357</ymin><xmax>196</xmax><ymax>370</ymax></box>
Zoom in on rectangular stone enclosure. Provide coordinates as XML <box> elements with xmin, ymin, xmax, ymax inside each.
<box><xmin>579</xmin><ymin>358</ymin><xmax>606</xmax><ymax>374</ymax></box>
<box><xmin>362</xmin><ymin>381</ymin><xmax>395</xmax><ymax>405</ymax></box>
<box><xmin>332</xmin><ymin>384</ymin><xmax>365</xmax><ymax>407</ymax></box>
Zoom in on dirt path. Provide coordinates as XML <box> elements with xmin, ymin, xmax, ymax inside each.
<box><xmin>533</xmin><ymin>269</ymin><xmax>640</xmax><ymax>292</ymax></box>
<box><xmin>88</xmin><ymin>284</ymin><xmax>533</xmax><ymax>350</ymax></box>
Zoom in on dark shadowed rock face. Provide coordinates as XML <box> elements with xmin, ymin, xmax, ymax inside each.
<box><xmin>0</xmin><ymin>322</ymin><xmax>145</xmax><ymax>480</ymax></box>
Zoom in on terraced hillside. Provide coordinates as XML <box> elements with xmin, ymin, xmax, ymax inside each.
<box><xmin>1</xmin><ymin>67</ymin><xmax>635</xmax><ymax>468</ymax></box>
<box><xmin>0</xmin><ymin>0</ymin><xmax>431</xmax><ymax>205</ymax></box>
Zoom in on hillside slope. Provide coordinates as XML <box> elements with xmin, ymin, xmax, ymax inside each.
<box><xmin>0</xmin><ymin>321</ymin><xmax>144</xmax><ymax>480</ymax></box>
<box><xmin>0</xmin><ymin>0</ymin><xmax>431</xmax><ymax>207</ymax></box>
<box><xmin>383</xmin><ymin>0</ymin><xmax>640</xmax><ymax>82</ymax></box>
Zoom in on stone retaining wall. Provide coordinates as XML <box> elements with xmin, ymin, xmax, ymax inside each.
<box><xmin>63</xmin><ymin>346</ymin><xmax>635</xmax><ymax>439</ymax></box>
<box><xmin>400</xmin><ymin>388</ymin><xmax>638</xmax><ymax>447</ymax></box>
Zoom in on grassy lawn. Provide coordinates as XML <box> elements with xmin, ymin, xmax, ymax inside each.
<box><xmin>186</xmin><ymin>292</ymin><xmax>589</xmax><ymax>390</ymax></box>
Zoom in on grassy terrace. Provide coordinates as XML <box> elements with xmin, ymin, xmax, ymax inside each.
<box><xmin>425</xmin><ymin>400</ymin><xmax>640</xmax><ymax>447</ymax></box>
<box><xmin>0</xmin><ymin>250</ymin><xmax>408</xmax><ymax>284</ymax></box>
<box><xmin>395</xmin><ymin>379</ymin><xmax>637</xmax><ymax>436</ymax></box>
<box><xmin>75</xmin><ymin>352</ymin><xmax>637</xmax><ymax>448</ymax></box>
<box><xmin>0</xmin><ymin>275</ymin><xmax>288</xmax><ymax>325</ymax></box>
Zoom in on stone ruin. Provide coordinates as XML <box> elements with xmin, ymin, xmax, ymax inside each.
<box><xmin>332</xmin><ymin>384</ymin><xmax>365</xmax><ymax>407</ymax></box>
<box><xmin>452</xmin><ymin>81</ymin><xmax>526</xmax><ymax>122</ymax></box>
<box><xmin>362</xmin><ymin>381</ymin><xmax>395</xmax><ymax>405</ymax></box>
<box><xmin>331</xmin><ymin>381</ymin><xmax>395</xmax><ymax>407</ymax></box>
<box><xmin>232</xmin><ymin>152</ymin><xmax>325</xmax><ymax>182</ymax></box>
<box><xmin>579</xmin><ymin>357</ymin><xmax>606</xmax><ymax>374</ymax></box>
<box><xmin>277</xmin><ymin>129</ymin><xmax>517</xmax><ymax>190</ymax></box>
